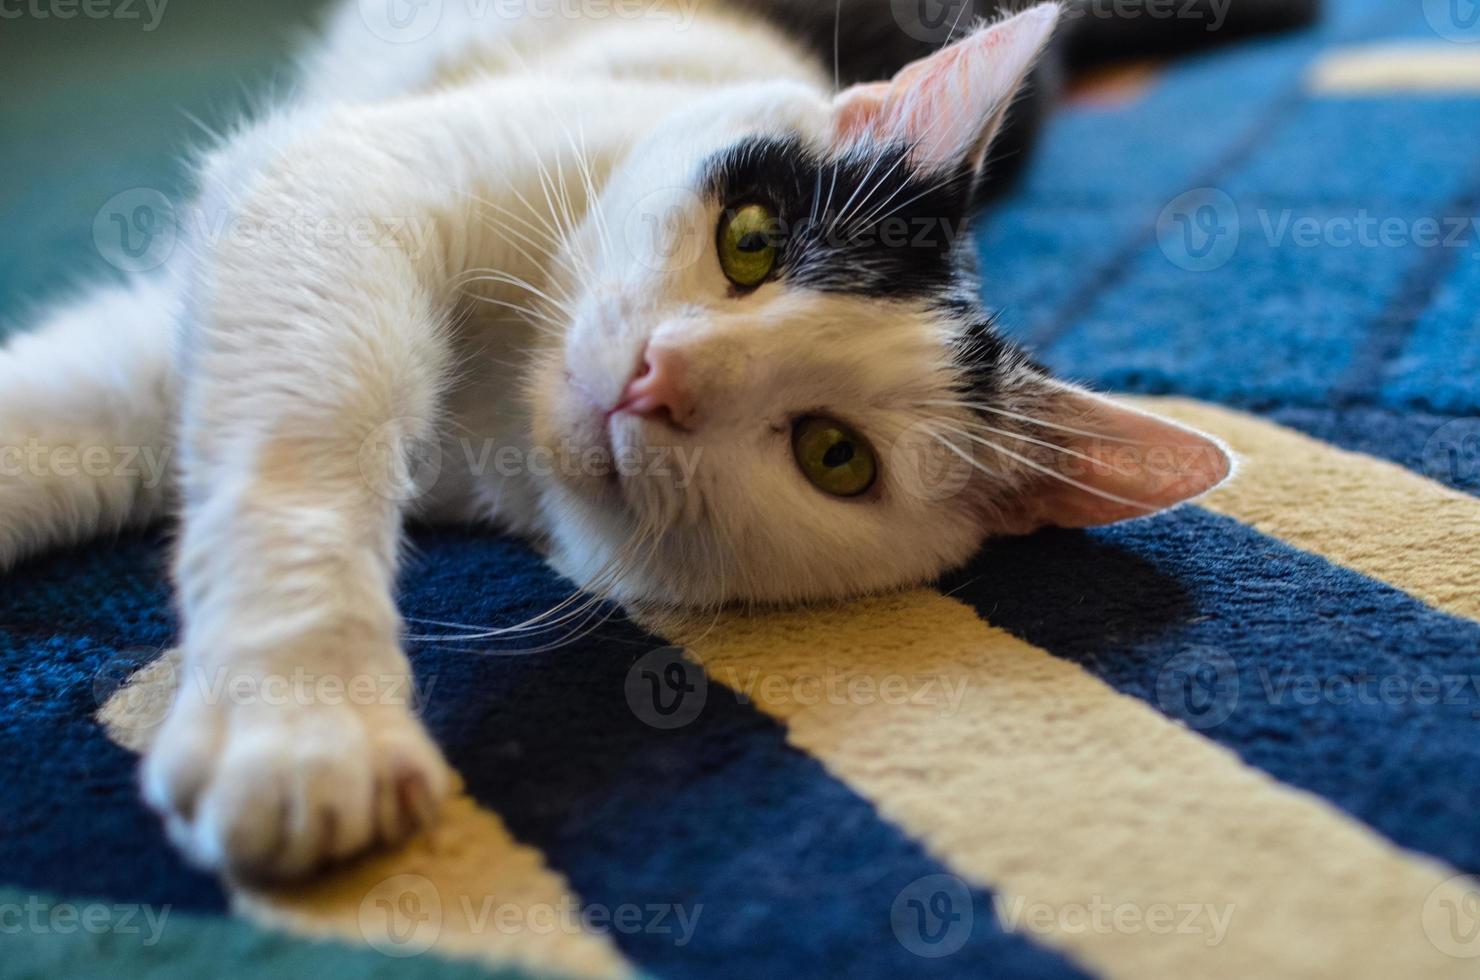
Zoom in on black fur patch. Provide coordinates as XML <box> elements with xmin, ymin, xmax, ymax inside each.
<box><xmin>948</xmin><ymin>309</ymin><xmax>1054</xmax><ymax>403</ymax></box>
<box><xmin>951</xmin><ymin>310</ymin><xmax>1013</xmax><ymax>389</ymax></box>
<box><xmin>702</xmin><ymin>136</ymin><xmax>1036</xmax><ymax>401</ymax></box>
<box><xmin>702</xmin><ymin>136</ymin><xmax>978</xmax><ymax>299</ymax></box>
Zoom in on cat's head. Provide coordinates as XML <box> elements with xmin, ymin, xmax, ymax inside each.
<box><xmin>529</xmin><ymin>3</ymin><xmax>1230</xmax><ymax>607</ymax></box>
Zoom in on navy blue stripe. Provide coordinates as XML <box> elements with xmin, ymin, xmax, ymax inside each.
<box><xmin>403</xmin><ymin>531</ymin><xmax>1090</xmax><ymax>980</ymax></box>
<box><xmin>1332</xmin><ymin>179</ymin><xmax>1480</xmax><ymax>403</ymax></box>
<box><xmin>0</xmin><ymin>534</ymin><xmax>226</xmax><ymax>912</ymax></box>
<box><xmin>1265</xmin><ymin>403</ymin><xmax>1480</xmax><ymax>498</ymax></box>
<box><xmin>1021</xmin><ymin>85</ymin><xmax>1308</xmax><ymax>353</ymax></box>
<box><xmin>943</xmin><ymin>509</ymin><xmax>1480</xmax><ymax>874</ymax></box>
<box><xmin>1014</xmin><ymin>3</ymin><xmax>1407</xmax><ymax>354</ymax></box>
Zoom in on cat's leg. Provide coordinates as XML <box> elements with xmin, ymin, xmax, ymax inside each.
<box><xmin>0</xmin><ymin>274</ymin><xmax>179</xmax><ymax>570</ymax></box>
<box><xmin>143</xmin><ymin>145</ymin><xmax>458</xmax><ymax>878</ymax></box>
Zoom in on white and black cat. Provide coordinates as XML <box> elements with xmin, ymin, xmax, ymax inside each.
<box><xmin>0</xmin><ymin>0</ymin><xmax>1309</xmax><ymax>877</ymax></box>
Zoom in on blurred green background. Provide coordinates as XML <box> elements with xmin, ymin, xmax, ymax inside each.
<box><xmin>1</xmin><ymin>0</ymin><xmax>332</xmax><ymax>322</ymax></box>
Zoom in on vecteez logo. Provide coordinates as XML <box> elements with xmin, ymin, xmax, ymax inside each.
<box><xmin>1157</xmin><ymin>188</ymin><xmax>1240</xmax><ymax>273</ymax></box>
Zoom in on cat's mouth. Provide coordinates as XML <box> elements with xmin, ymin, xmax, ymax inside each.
<box><xmin>586</xmin><ymin>412</ymin><xmax>698</xmax><ymax>518</ymax></box>
<box><xmin>543</xmin><ymin>363</ymin><xmax>702</xmax><ymax>524</ymax></box>
<box><xmin>547</xmin><ymin>406</ymin><xmax>649</xmax><ymax>498</ymax></box>
<box><xmin>605</xmin><ymin>413</ymin><xmax>656</xmax><ymax>485</ymax></box>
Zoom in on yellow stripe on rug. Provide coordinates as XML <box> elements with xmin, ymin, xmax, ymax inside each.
<box><xmin>232</xmin><ymin>799</ymin><xmax>630</xmax><ymax>978</ymax></box>
<box><xmin>1309</xmin><ymin>44</ymin><xmax>1480</xmax><ymax>93</ymax></box>
<box><xmin>97</xmin><ymin>653</ymin><xmax>632</xmax><ymax>979</ymax></box>
<box><xmin>1133</xmin><ymin>397</ymin><xmax>1480</xmax><ymax>623</ymax></box>
<box><xmin>656</xmin><ymin>594</ymin><xmax>1479</xmax><ymax>980</ymax></box>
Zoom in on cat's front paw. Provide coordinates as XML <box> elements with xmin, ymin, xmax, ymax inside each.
<box><xmin>141</xmin><ymin>671</ymin><xmax>452</xmax><ymax>880</ymax></box>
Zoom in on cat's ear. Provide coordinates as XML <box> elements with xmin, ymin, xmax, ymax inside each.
<box><xmin>1007</xmin><ymin>385</ymin><xmax>1234</xmax><ymax>531</ymax></box>
<box><xmin>830</xmin><ymin>3</ymin><xmax>1061</xmax><ymax>171</ymax></box>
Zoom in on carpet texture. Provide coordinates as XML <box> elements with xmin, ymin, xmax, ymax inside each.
<box><xmin>4</xmin><ymin>0</ymin><xmax>1480</xmax><ymax>977</ymax></box>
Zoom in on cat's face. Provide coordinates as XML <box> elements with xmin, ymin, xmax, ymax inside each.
<box><xmin>529</xmin><ymin>6</ymin><xmax>1230</xmax><ymax>607</ymax></box>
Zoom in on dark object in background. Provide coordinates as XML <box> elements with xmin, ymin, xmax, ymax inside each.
<box><xmin>733</xmin><ymin>0</ymin><xmax>1323</xmax><ymax>198</ymax></box>
<box><xmin>1057</xmin><ymin>0</ymin><xmax>1323</xmax><ymax>68</ymax></box>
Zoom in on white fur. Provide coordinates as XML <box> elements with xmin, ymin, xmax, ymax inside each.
<box><xmin>0</xmin><ymin>274</ymin><xmax>178</xmax><ymax>567</ymax></box>
<box><xmin>1</xmin><ymin>1</ymin><xmax>1226</xmax><ymax>877</ymax></box>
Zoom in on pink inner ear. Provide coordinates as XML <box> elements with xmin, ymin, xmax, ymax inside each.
<box><xmin>829</xmin><ymin>3</ymin><xmax>1060</xmax><ymax>166</ymax></box>
<box><xmin>832</xmin><ymin>83</ymin><xmax>891</xmax><ymax>146</ymax></box>
<box><xmin>1023</xmin><ymin>389</ymin><xmax>1234</xmax><ymax>530</ymax></box>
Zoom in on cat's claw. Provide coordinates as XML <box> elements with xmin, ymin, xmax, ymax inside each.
<box><xmin>142</xmin><ymin>691</ymin><xmax>452</xmax><ymax>880</ymax></box>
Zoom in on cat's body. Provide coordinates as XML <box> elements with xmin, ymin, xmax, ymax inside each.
<box><xmin>1</xmin><ymin>0</ymin><xmax>1308</xmax><ymax>877</ymax></box>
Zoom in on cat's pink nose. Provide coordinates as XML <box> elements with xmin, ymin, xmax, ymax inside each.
<box><xmin>612</xmin><ymin>345</ymin><xmax>695</xmax><ymax>428</ymax></box>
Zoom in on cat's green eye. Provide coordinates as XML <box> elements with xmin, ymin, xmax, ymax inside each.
<box><xmin>717</xmin><ymin>203</ymin><xmax>779</xmax><ymax>289</ymax></box>
<box><xmin>792</xmin><ymin>416</ymin><xmax>877</xmax><ymax>498</ymax></box>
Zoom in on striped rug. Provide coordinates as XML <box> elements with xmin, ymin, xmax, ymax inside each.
<box><xmin>5</xmin><ymin>0</ymin><xmax>1480</xmax><ymax>976</ymax></box>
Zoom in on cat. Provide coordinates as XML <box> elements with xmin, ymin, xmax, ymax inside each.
<box><xmin>0</xmin><ymin>0</ymin><xmax>1312</xmax><ymax>878</ymax></box>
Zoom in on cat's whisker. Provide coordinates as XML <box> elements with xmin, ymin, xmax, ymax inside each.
<box><xmin>420</xmin><ymin>602</ymin><xmax>612</xmax><ymax>654</ymax></box>
<box><xmin>809</xmin><ymin>167</ymin><xmax>825</xmax><ymax>230</ymax></box>
<box><xmin>501</xmin><ymin>597</ymin><xmax>621</xmax><ymax>653</ymax></box>
<box><xmin>914</xmin><ymin>421</ymin><xmax>974</xmax><ymax>455</ymax></box>
<box><xmin>546</xmin><ymin>141</ymin><xmax>582</xmax><ymax>252</ymax></box>
<box><xmin>918</xmin><ymin>399</ymin><xmax>1146</xmax><ymax>445</ymax></box>
<box><xmin>511</xmin><ymin>605</ymin><xmax>623</xmax><ymax>655</ymax></box>
<box><xmin>832</xmin><ymin>145</ymin><xmax>891</xmax><ymax>231</ymax></box>
<box><xmin>405</xmin><ymin>599</ymin><xmax>593</xmax><ymax>643</ymax></box>
<box><xmin>928</xmin><ymin>430</ymin><xmax>1159</xmax><ymax>512</ymax></box>
<box><xmin>453</xmin><ymin>274</ymin><xmax>566</xmax><ymax>316</ymax></box>
<box><xmin>458</xmin><ymin>270</ymin><xmax>577</xmax><ymax>320</ymax></box>
<box><xmin>456</xmin><ymin>182</ymin><xmax>594</xmax><ymax>298</ymax></box>
<box><xmin>420</xmin><ymin>504</ymin><xmax>685</xmax><ymax>654</ymax></box>
<box><xmin>177</xmin><ymin>107</ymin><xmax>228</xmax><ymax>148</ymax></box>
<box><xmin>406</xmin><ymin>557</ymin><xmax>625</xmax><ymax>647</ymax></box>
<box><xmin>838</xmin><ymin>147</ymin><xmax>915</xmax><ymax>238</ymax></box>
<box><xmin>470</xmin><ymin>208</ymin><xmax>569</xmax><ymax>276</ymax></box>
<box><xmin>529</xmin><ymin>128</ymin><xmax>597</xmax><ymax>283</ymax></box>
<box><xmin>438</xmin><ymin>333</ymin><xmax>510</xmax><ymax>389</ymax></box>
<box><xmin>494</xmin><ymin>133</ymin><xmax>595</xmax><ymax>281</ymax></box>
<box><xmin>510</xmin><ymin>538</ymin><xmax>671</xmax><ymax>652</ymax></box>
<box><xmin>473</xmin><ymin>223</ymin><xmax>581</xmax><ymax>314</ymax></box>
<box><xmin>821</xmin><ymin>155</ymin><xmax>842</xmax><ymax>242</ymax></box>
<box><xmin>844</xmin><ymin>132</ymin><xmax>958</xmax><ymax>237</ymax></box>
<box><xmin>470</xmin><ymin>217</ymin><xmax>559</xmax><ymax>270</ymax></box>
<box><xmin>944</xmin><ymin>417</ymin><xmax>1142</xmax><ymax>475</ymax></box>
<box><xmin>837</xmin><ymin>93</ymin><xmax>968</xmax><ymax>238</ymax></box>
<box><xmin>906</xmin><ymin>421</ymin><xmax>982</xmax><ymax>477</ymax></box>
<box><xmin>405</xmin><ymin>579</ymin><xmax>600</xmax><ymax>637</ymax></box>
<box><xmin>564</xmin><ymin>119</ymin><xmax>613</xmax><ymax>268</ymax></box>
<box><xmin>845</xmin><ymin>166</ymin><xmax>965</xmax><ymax>243</ymax></box>
<box><xmin>528</xmin><ymin>164</ymin><xmax>574</xmax><ymax>249</ymax></box>
<box><xmin>461</xmin><ymin>294</ymin><xmax>564</xmax><ymax>336</ymax></box>
<box><xmin>456</xmin><ymin>186</ymin><xmax>569</xmax><ymax>256</ymax></box>
<box><xmin>943</xmin><ymin>0</ymin><xmax>971</xmax><ymax>45</ymax></box>
<box><xmin>835</xmin><ymin>115</ymin><xmax>953</xmax><ymax>234</ymax></box>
